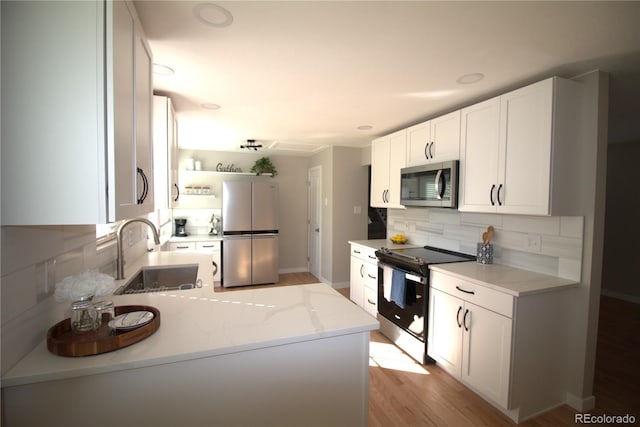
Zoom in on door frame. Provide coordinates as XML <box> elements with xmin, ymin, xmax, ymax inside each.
<box><xmin>308</xmin><ymin>166</ymin><xmax>322</xmax><ymax>279</ymax></box>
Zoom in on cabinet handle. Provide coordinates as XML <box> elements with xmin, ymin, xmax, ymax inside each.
<box><xmin>456</xmin><ymin>306</ymin><xmax>463</xmax><ymax>328</ymax></box>
<box><xmin>176</xmin><ymin>245</ymin><xmax>190</xmax><ymax>249</ymax></box>
<box><xmin>201</xmin><ymin>244</ymin><xmax>214</xmax><ymax>248</ymax></box>
<box><xmin>424</xmin><ymin>143</ymin><xmax>429</xmax><ymax>159</ymax></box>
<box><xmin>353</xmin><ymin>250</ymin><xmax>361</xmax><ymax>254</ymax></box>
<box><xmin>173</xmin><ymin>183</ymin><xmax>180</xmax><ymax>202</ymax></box>
<box><xmin>429</xmin><ymin>141</ymin><xmax>434</xmax><ymax>159</ymax></box>
<box><xmin>455</xmin><ymin>285</ymin><xmax>475</xmax><ymax>295</ymax></box>
<box><xmin>137</xmin><ymin>167</ymin><xmax>149</xmax><ymax>204</ymax></box>
<box><xmin>212</xmin><ymin>261</ymin><xmax>218</xmax><ymax>278</ymax></box>
<box><xmin>490</xmin><ymin>184</ymin><xmax>496</xmax><ymax>206</ymax></box>
<box><xmin>368</xmin><ymin>255</ymin><xmax>377</xmax><ymax>260</ymax></box>
<box><xmin>463</xmin><ymin>309</ymin><xmax>470</xmax><ymax>331</ymax></box>
<box><xmin>367</xmin><ymin>299</ymin><xmax>376</xmax><ymax>305</ymax></box>
<box><xmin>360</xmin><ymin>264</ymin><xmax>364</xmax><ymax>278</ymax></box>
<box><xmin>367</xmin><ymin>274</ymin><xmax>376</xmax><ymax>279</ymax></box>
<box><xmin>497</xmin><ymin>184</ymin><xmax>503</xmax><ymax>206</ymax></box>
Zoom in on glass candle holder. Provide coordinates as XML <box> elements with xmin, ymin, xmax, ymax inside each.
<box><xmin>70</xmin><ymin>300</ymin><xmax>96</xmax><ymax>333</ymax></box>
<box><xmin>93</xmin><ymin>300</ymin><xmax>115</xmax><ymax>329</ymax></box>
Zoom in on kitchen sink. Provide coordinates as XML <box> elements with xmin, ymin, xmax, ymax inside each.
<box><xmin>114</xmin><ymin>264</ymin><xmax>200</xmax><ymax>295</ymax></box>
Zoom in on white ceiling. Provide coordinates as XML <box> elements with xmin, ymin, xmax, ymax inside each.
<box><xmin>133</xmin><ymin>1</ymin><xmax>640</xmax><ymax>154</ymax></box>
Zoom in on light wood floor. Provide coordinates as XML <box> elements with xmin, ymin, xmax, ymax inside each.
<box><xmin>224</xmin><ymin>273</ymin><xmax>640</xmax><ymax>426</ymax></box>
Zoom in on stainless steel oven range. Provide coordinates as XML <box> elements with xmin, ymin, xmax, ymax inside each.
<box><xmin>375</xmin><ymin>246</ymin><xmax>475</xmax><ymax>364</ymax></box>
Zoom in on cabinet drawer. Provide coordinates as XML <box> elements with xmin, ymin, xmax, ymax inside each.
<box><xmin>364</xmin><ymin>262</ymin><xmax>378</xmax><ymax>290</ymax></box>
<box><xmin>431</xmin><ymin>271</ymin><xmax>514</xmax><ymax>318</ymax></box>
<box><xmin>168</xmin><ymin>242</ymin><xmax>196</xmax><ymax>251</ymax></box>
<box><xmin>363</xmin><ymin>286</ymin><xmax>378</xmax><ymax>317</ymax></box>
<box><xmin>196</xmin><ymin>241</ymin><xmax>220</xmax><ymax>252</ymax></box>
<box><xmin>350</xmin><ymin>244</ymin><xmax>378</xmax><ymax>263</ymax></box>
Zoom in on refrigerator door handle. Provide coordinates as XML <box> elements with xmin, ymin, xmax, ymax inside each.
<box><xmin>252</xmin><ymin>233</ymin><xmax>278</xmax><ymax>238</ymax></box>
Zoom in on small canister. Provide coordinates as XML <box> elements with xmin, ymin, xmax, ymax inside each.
<box><xmin>476</xmin><ymin>243</ymin><xmax>494</xmax><ymax>264</ymax></box>
<box><xmin>93</xmin><ymin>300</ymin><xmax>115</xmax><ymax>329</ymax></box>
<box><xmin>70</xmin><ymin>300</ymin><xmax>97</xmax><ymax>333</ymax></box>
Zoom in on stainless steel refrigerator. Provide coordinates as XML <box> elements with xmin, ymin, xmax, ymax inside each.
<box><xmin>222</xmin><ymin>181</ymin><xmax>279</xmax><ymax>287</ymax></box>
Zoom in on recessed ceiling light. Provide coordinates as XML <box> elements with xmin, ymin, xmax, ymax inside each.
<box><xmin>193</xmin><ymin>3</ymin><xmax>234</xmax><ymax>28</ymax></box>
<box><xmin>201</xmin><ymin>103</ymin><xmax>221</xmax><ymax>110</ymax></box>
<box><xmin>153</xmin><ymin>63</ymin><xmax>175</xmax><ymax>76</ymax></box>
<box><xmin>456</xmin><ymin>73</ymin><xmax>485</xmax><ymax>85</ymax></box>
<box><xmin>357</xmin><ymin>125</ymin><xmax>373</xmax><ymax>131</ymax></box>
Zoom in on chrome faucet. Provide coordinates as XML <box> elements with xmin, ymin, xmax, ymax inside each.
<box><xmin>116</xmin><ymin>217</ymin><xmax>161</xmax><ymax>280</ymax></box>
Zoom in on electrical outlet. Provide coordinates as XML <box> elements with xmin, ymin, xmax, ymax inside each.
<box><xmin>353</xmin><ymin>206</ymin><xmax>361</xmax><ymax>215</ymax></box>
<box><xmin>526</xmin><ymin>235</ymin><xmax>541</xmax><ymax>251</ymax></box>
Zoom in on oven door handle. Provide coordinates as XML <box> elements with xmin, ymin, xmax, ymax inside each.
<box><xmin>405</xmin><ymin>272</ymin><xmax>427</xmax><ymax>285</ymax></box>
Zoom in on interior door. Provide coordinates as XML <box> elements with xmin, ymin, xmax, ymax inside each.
<box><xmin>308</xmin><ymin>166</ymin><xmax>322</xmax><ymax>279</ymax></box>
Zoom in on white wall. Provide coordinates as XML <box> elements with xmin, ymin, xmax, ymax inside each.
<box><xmin>177</xmin><ymin>150</ymin><xmax>310</xmax><ymax>273</ymax></box>
<box><xmin>331</xmin><ymin>147</ymin><xmax>369</xmax><ymax>286</ymax></box>
<box><xmin>310</xmin><ymin>147</ymin><xmax>369</xmax><ymax>287</ymax></box>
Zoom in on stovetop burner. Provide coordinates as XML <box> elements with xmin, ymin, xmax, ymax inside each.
<box><xmin>375</xmin><ymin>245</ymin><xmax>475</xmax><ymax>276</ymax></box>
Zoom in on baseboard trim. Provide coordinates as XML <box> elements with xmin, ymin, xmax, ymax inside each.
<box><xmin>566</xmin><ymin>392</ymin><xmax>596</xmax><ymax>412</ymax></box>
<box><xmin>278</xmin><ymin>267</ymin><xmax>310</xmax><ymax>274</ymax></box>
<box><xmin>601</xmin><ymin>289</ymin><xmax>640</xmax><ymax>304</ymax></box>
<box><xmin>332</xmin><ymin>281</ymin><xmax>350</xmax><ymax>289</ymax></box>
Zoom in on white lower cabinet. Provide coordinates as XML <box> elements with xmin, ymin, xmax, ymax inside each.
<box><xmin>167</xmin><ymin>242</ymin><xmax>196</xmax><ymax>251</ymax></box>
<box><xmin>429</xmin><ymin>283</ymin><xmax>512</xmax><ymax>408</ymax></box>
<box><xmin>167</xmin><ymin>240</ymin><xmax>221</xmax><ymax>283</ymax></box>
<box><xmin>349</xmin><ymin>243</ymin><xmax>378</xmax><ymax>317</ymax></box>
<box><xmin>428</xmin><ymin>268</ymin><xmax>576</xmax><ymax>423</ymax></box>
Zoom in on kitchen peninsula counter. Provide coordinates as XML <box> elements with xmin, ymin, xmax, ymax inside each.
<box><xmin>2</xmin><ymin>252</ymin><xmax>378</xmax><ymax>427</ymax></box>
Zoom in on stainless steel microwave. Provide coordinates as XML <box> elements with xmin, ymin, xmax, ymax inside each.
<box><xmin>400</xmin><ymin>161</ymin><xmax>459</xmax><ymax>208</ymax></box>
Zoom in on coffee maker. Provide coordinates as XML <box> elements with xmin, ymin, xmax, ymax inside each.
<box><xmin>174</xmin><ymin>218</ymin><xmax>188</xmax><ymax>237</ymax></box>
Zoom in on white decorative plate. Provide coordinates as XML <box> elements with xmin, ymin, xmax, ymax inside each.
<box><xmin>109</xmin><ymin>311</ymin><xmax>154</xmax><ymax>330</ymax></box>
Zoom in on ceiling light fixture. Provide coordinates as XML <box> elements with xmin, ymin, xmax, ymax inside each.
<box><xmin>153</xmin><ymin>63</ymin><xmax>175</xmax><ymax>76</ymax></box>
<box><xmin>456</xmin><ymin>73</ymin><xmax>485</xmax><ymax>85</ymax></box>
<box><xmin>201</xmin><ymin>103</ymin><xmax>221</xmax><ymax>110</ymax></box>
<box><xmin>240</xmin><ymin>139</ymin><xmax>262</xmax><ymax>151</ymax></box>
<box><xmin>194</xmin><ymin>3</ymin><xmax>234</xmax><ymax>28</ymax></box>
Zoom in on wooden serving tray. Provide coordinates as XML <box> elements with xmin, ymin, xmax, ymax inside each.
<box><xmin>47</xmin><ymin>305</ymin><xmax>160</xmax><ymax>357</ymax></box>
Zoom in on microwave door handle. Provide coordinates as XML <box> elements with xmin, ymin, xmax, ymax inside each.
<box><xmin>435</xmin><ymin>169</ymin><xmax>443</xmax><ymax>199</ymax></box>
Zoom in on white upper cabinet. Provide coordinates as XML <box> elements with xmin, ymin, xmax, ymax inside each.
<box><xmin>371</xmin><ymin>129</ymin><xmax>406</xmax><ymax>208</ymax></box>
<box><xmin>458</xmin><ymin>97</ymin><xmax>502</xmax><ymax>211</ymax></box>
<box><xmin>406</xmin><ymin>110</ymin><xmax>461</xmax><ymax>167</ymax></box>
<box><xmin>1</xmin><ymin>1</ymin><xmax>153</xmax><ymax>225</ymax></box>
<box><xmin>459</xmin><ymin>77</ymin><xmax>580</xmax><ymax>216</ymax></box>
<box><xmin>153</xmin><ymin>95</ymin><xmax>178</xmax><ymax>211</ymax></box>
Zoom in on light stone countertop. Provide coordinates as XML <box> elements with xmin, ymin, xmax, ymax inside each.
<box><xmin>2</xmin><ymin>251</ymin><xmax>378</xmax><ymax>388</ymax></box>
<box><xmin>430</xmin><ymin>261</ymin><xmax>578</xmax><ymax>297</ymax></box>
<box><xmin>348</xmin><ymin>239</ymin><xmax>421</xmax><ymax>251</ymax></box>
<box><xmin>167</xmin><ymin>235</ymin><xmax>222</xmax><ymax>243</ymax></box>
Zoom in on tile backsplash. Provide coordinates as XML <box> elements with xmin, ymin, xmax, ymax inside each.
<box><xmin>387</xmin><ymin>208</ymin><xmax>583</xmax><ymax>281</ymax></box>
<box><xmin>170</xmin><ymin>208</ymin><xmax>221</xmax><ymax>237</ymax></box>
<box><xmin>1</xmin><ymin>223</ymin><xmax>149</xmax><ymax>375</ymax></box>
